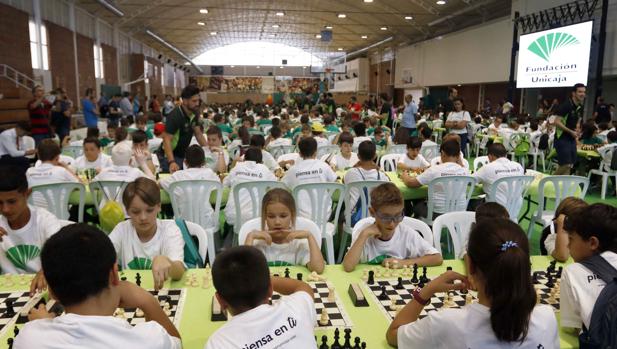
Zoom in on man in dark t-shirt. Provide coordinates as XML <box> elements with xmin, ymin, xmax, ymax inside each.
<box><xmin>551</xmin><ymin>83</ymin><xmax>586</xmax><ymax>175</ymax></box>
<box><xmin>594</xmin><ymin>97</ymin><xmax>611</xmax><ymax>125</ymax></box>
<box><xmin>27</xmin><ymin>85</ymin><xmax>52</xmax><ymax>145</ymax></box>
<box><xmin>160</xmin><ymin>85</ymin><xmax>206</xmax><ymax>173</ymax></box>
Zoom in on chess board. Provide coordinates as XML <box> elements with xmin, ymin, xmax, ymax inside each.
<box><xmin>0</xmin><ymin>291</ymin><xmax>45</xmax><ymax>337</ymax></box>
<box><xmin>271</xmin><ymin>281</ymin><xmax>353</xmax><ymax>330</ymax></box>
<box><xmin>363</xmin><ymin>278</ymin><xmax>476</xmax><ymax>321</ymax></box>
<box><xmin>117</xmin><ymin>288</ymin><xmax>187</xmax><ymax>328</ymax></box>
<box><xmin>533</xmin><ymin>270</ymin><xmax>561</xmax><ymax>311</ymax></box>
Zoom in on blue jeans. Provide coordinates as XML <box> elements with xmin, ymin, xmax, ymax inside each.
<box><xmin>459</xmin><ymin>133</ymin><xmax>469</xmax><ymax>157</ymax></box>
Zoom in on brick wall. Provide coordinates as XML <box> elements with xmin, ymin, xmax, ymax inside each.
<box><xmin>0</xmin><ymin>3</ymin><xmax>33</xmax><ymax>99</ymax></box>
<box><xmin>102</xmin><ymin>43</ymin><xmax>118</xmax><ymax>85</ymax></box>
<box><xmin>46</xmin><ymin>20</ymin><xmax>77</xmax><ymax>103</ymax></box>
<box><xmin>146</xmin><ymin>56</ymin><xmax>163</xmax><ymax>103</ymax></box>
<box><xmin>76</xmin><ymin>33</ymin><xmax>95</xmax><ymax>98</ymax></box>
<box><xmin>129</xmin><ymin>53</ymin><xmax>145</xmax><ymax>102</ymax></box>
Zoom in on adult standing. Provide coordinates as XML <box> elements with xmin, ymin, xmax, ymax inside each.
<box><xmin>550</xmin><ymin>83</ymin><xmax>586</xmax><ymax>175</ymax></box>
<box><xmin>107</xmin><ymin>94</ymin><xmax>122</xmax><ymax>128</ymax></box>
<box><xmin>445</xmin><ymin>97</ymin><xmax>471</xmax><ymax>157</ymax></box>
<box><xmin>50</xmin><ymin>88</ymin><xmax>72</xmax><ymax>143</ymax></box>
<box><xmin>119</xmin><ymin>92</ymin><xmax>133</xmax><ymax>120</ymax></box>
<box><xmin>593</xmin><ymin>96</ymin><xmax>611</xmax><ymax>125</ymax></box>
<box><xmin>150</xmin><ymin>94</ymin><xmax>161</xmax><ymax>114</ymax></box>
<box><xmin>163</xmin><ymin>95</ymin><xmax>175</xmax><ymax>117</ymax></box>
<box><xmin>379</xmin><ymin>93</ymin><xmax>393</xmax><ymax>129</ymax></box>
<box><xmin>401</xmin><ymin>95</ymin><xmax>418</xmax><ymax>136</ymax></box>
<box><xmin>348</xmin><ymin>96</ymin><xmax>362</xmax><ymax>122</ymax></box>
<box><xmin>443</xmin><ymin>88</ymin><xmax>458</xmax><ymax>118</ymax></box>
<box><xmin>160</xmin><ymin>85</ymin><xmax>207</xmax><ymax>173</ymax></box>
<box><xmin>81</xmin><ymin>88</ymin><xmax>99</xmax><ymax>128</ymax></box>
<box><xmin>27</xmin><ymin>85</ymin><xmax>52</xmax><ymax>145</ymax></box>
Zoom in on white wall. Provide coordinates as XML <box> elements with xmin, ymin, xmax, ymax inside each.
<box><xmin>395</xmin><ymin>17</ymin><xmax>512</xmax><ymax>88</ymax></box>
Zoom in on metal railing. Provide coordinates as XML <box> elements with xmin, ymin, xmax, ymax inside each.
<box><xmin>0</xmin><ymin>64</ymin><xmax>36</xmax><ymax>91</ymax></box>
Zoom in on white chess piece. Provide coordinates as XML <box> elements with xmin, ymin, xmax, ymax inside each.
<box><xmin>319</xmin><ymin>308</ymin><xmax>329</xmax><ymax>326</ymax></box>
<box><xmin>135</xmin><ymin>308</ymin><xmax>144</xmax><ymax>317</ymax></box>
<box><xmin>327</xmin><ymin>287</ymin><xmax>335</xmax><ymax>302</ymax></box>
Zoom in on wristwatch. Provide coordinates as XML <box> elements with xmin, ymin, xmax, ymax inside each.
<box><xmin>412</xmin><ymin>288</ymin><xmax>430</xmax><ymax>306</ymax></box>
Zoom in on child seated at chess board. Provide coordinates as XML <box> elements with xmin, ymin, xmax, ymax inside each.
<box><xmin>560</xmin><ymin>203</ymin><xmax>617</xmax><ymax>332</ymax></box>
<box><xmin>342</xmin><ymin>182</ymin><xmax>442</xmax><ymax>272</ymax></box>
<box><xmin>539</xmin><ymin>197</ymin><xmax>588</xmax><ymax>263</ymax></box>
<box><xmin>206</xmin><ymin>246</ymin><xmax>316</xmax><ymax>348</ymax></box>
<box><xmin>14</xmin><ymin>224</ymin><xmax>181</xmax><ymax>349</ymax></box>
<box><xmin>397</xmin><ymin>137</ymin><xmax>429</xmax><ymax>172</ymax></box>
<box><xmin>109</xmin><ymin>177</ymin><xmax>186</xmax><ymax>290</ymax></box>
<box><xmin>244</xmin><ymin>188</ymin><xmax>325</xmax><ymax>273</ymax></box>
<box><xmin>72</xmin><ymin>137</ymin><xmax>113</xmax><ymax>173</ymax></box>
<box><xmin>386</xmin><ymin>218</ymin><xmax>559</xmax><ymax>348</ymax></box>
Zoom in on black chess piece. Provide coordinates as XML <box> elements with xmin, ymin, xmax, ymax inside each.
<box><xmin>418</xmin><ymin>281</ymin><xmax>424</xmax><ymax>288</ymax></box>
<box><xmin>297</xmin><ymin>273</ymin><xmax>303</xmax><ymax>281</ymax></box>
<box><xmin>411</xmin><ymin>264</ymin><xmax>419</xmax><ymax>283</ymax></box>
<box><xmin>284</xmin><ymin>268</ymin><xmax>290</xmax><ymax>278</ymax></box>
<box><xmin>135</xmin><ymin>273</ymin><xmax>142</xmax><ymax>287</ymax></box>
<box><xmin>546</xmin><ymin>273</ymin><xmax>554</xmax><ymax>288</ymax></box>
<box><xmin>353</xmin><ymin>337</ymin><xmax>361</xmax><ymax>349</ymax></box>
<box><xmin>121</xmin><ymin>276</ymin><xmax>127</xmax><ymax>281</ymax></box>
<box><xmin>367</xmin><ymin>270</ymin><xmax>375</xmax><ymax>285</ymax></box>
<box><xmin>343</xmin><ymin>328</ymin><xmax>352</xmax><ymax>348</ymax></box>
<box><xmin>446</xmin><ymin>266</ymin><xmax>452</xmax><ymax>271</ymax></box>
<box><xmin>13</xmin><ymin>326</ymin><xmax>19</xmax><ymax>337</ymax></box>
<box><xmin>7</xmin><ymin>338</ymin><xmax>13</xmax><ymax>349</ymax></box>
<box><xmin>361</xmin><ymin>342</ymin><xmax>366</xmax><ymax>349</ymax></box>
<box><xmin>547</xmin><ymin>260</ymin><xmax>556</xmax><ymax>273</ymax></box>
<box><xmin>5</xmin><ymin>299</ymin><xmax>15</xmax><ymax>317</ymax></box>
<box><xmin>557</xmin><ymin>266</ymin><xmax>563</xmax><ymax>278</ymax></box>
<box><xmin>532</xmin><ymin>271</ymin><xmax>539</xmax><ymax>284</ymax></box>
<box><xmin>379</xmin><ymin>285</ymin><xmax>388</xmax><ymax>300</ymax></box>
<box><xmin>331</xmin><ymin>328</ymin><xmax>341</xmax><ymax>349</ymax></box>
<box><xmin>420</xmin><ymin>266</ymin><xmax>430</xmax><ymax>284</ymax></box>
<box><xmin>396</xmin><ymin>277</ymin><xmax>404</xmax><ymax>290</ymax></box>
<box><xmin>320</xmin><ymin>334</ymin><xmax>329</xmax><ymax>349</ymax></box>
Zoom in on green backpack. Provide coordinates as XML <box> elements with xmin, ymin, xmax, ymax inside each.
<box><xmin>512</xmin><ymin>133</ymin><xmax>531</xmax><ymax>157</ymax></box>
<box><xmin>175</xmin><ymin>219</ymin><xmax>205</xmax><ymax>268</ymax></box>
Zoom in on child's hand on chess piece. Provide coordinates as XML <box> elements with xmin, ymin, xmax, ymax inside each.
<box><xmin>29</xmin><ymin>271</ymin><xmax>47</xmax><ymax>297</ymax></box>
<box><xmin>152</xmin><ymin>255</ymin><xmax>173</xmax><ymax>290</ymax></box>
<box><xmin>246</xmin><ymin>230</ymin><xmax>273</xmax><ymax>246</ymax></box>
<box><xmin>423</xmin><ymin>270</ymin><xmax>469</xmax><ymax>296</ymax></box>
<box><xmin>28</xmin><ymin>303</ymin><xmax>54</xmax><ymax>321</ymax></box>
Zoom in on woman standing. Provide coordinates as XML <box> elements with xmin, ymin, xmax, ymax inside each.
<box><xmin>445</xmin><ymin>97</ymin><xmax>471</xmax><ymax>157</ymax></box>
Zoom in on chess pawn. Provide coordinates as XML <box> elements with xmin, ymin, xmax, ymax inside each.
<box><xmin>328</xmin><ymin>287</ymin><xmax>335</xmax><ymax>302</ymax></box>
<box><xmin>465</xmin><ymin>292</ymin><xmax>473</xmax><ymax>305</ymax></box>
<box><xmin>319</xmin><ymin>308</ymin><xmax>329</xmax><ymax>326</ymax></box>
<box><xmin>536</xmin><ymin>288</ymin><xmax>542</xmax><ymax>304</ymax></box>
<box><xmin>384</xmin><ymin>261</ymin><xmax>390</xmax><ymax>270</ymax></box>
<box><xmin>163</xmin><ymin>302</ymin><xmax>172</xmax><ymax>316</ymax></box>
<box><xmin>362</xmin><ymin>269</ymin><xmax>369</xmax><ymax>282</ymax></box>
<box><xmin>135</xmin><ymin>308</ymin><xmax>144</xmax><ymax>317</ymax></box>
<box><xmin>202</xmin><ymin>275</ymin><xmax>211</xmax><ymax>289</ymax></box>
<box><xmin>391</xmin><ymin>260</ymin><xmax>399</xmax><ymax>269</ymax></box>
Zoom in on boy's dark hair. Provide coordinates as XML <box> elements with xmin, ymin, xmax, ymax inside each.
<box><xmin>298</xmin><ymin>137</ymin><xmax>317</xmax><ymax>158</ymax></box>
<box><xmin>338</xmin><ymin>132</ymin><xmax>354</xmax><ymax>145</ymax></box>
<box><xmin>37</xmin><ymin>139</ymin><xmax>61</xmax><ymax>162</ymax></box>
<box><xmin>131</xmin><ymin>130</ymin><xmax>148</xmax><ymax>144</ymax></box>
<box><xmin>270</xmin><ymin>126</ymin><xmax>281</xmax><ymax>139</ymax></box>
<box><xmin>475</xmin><ymin>202</ymin><xmax>509</xmax><ymax>224</ymax></box>
<box><xmin>406</xmin><ymin>137</ymin><xmax>422</xmax><ymax>150</ymax></box>
<box><xmin>374</xmin><ymin>127</ymin><xmax>384</xmax><ymax>135</ymax></box>
<box><xmin>529</xmin><ymin>120</ymin><xmax>539</xmax><ymax>131</ymax></box>
<box><xmin>250</xmin><ymin>134</ymin><xmax>266</xmax><ymax>148</ymax></box>
<box><xmin>323</xmin><ymin>115</ymin><xmax>333</xmax><ymax>125</ymax></box>
<box><xmin>83</xmin><ymin>137</ymin><xmax>101</xmax><ymax>149</ymax></box>
<box><xmin>86</xmin><ymin>127</ymin><xmax>100</xmax><ymax>138</ymax></box>
<box><xmin>300</xmin><ymin>115</ymin><xmax>309</xmax><ymax>125</ymax></box>
<box><xmin>212</xmin><ymin>246</ymin><xmax>270</xmax><ymax>310</ymax></box>
<box><xmin>16</xmin><ymin>121</ymin><xmax>31</xmax><ymax>132</ymax></box>
<box><xmin>213</xmin><ymin>114</ymin><xmax>224</xmax><ymax>123</ymax></box>
<box><xmin>271</xmin><ymin>118</ymin><xmax>280</xmax><ymax>127</ymax></box>
<box><xmin>565</xmin><ymin>203</ymin><xmax>617</xmax><ymax>253</ymax></box>
<box><xmin>0</xmin><ymin>165</ymin><xmax>28</xmax><ymax>192</ymax></box>
<box><xmin>487</xmin><ymin>143</ymin><xmax>507</xmax><ymax>158</ymax></box>
<box><xmin>598</xmin><ymin>122</ymin><xmax>609</xmax><ymax>131</ymax></box>
<box><xmin>206</xmin><ymin>125</ymin><xmax>222</xmax><ymax>138</ymax></box>
<box><xmin>185</xmin><ymin>144</ymin><xmax>206</xmax><ymax>168</ymax></box>
<box><xmin>115</xmin><ymin>127</ymin><xmax>128</xmax><ymax>143</ymax></box>
<box><xmin>440</xmin><ymin>139</ymin><xmax>460</xmax><ymax>157</ymax></box>
<box><xmin>420</xmin><ymin>126</ymin><xmax>433</xmax><ymax>140</ymax></box>
<box><xmin>607</xmin><ymin>130</ymin><xmax>617</xmax><ymax>143</ymax></box>
<box><xmin>353</xmin><ymin>122</ymin><xmax>367</xmax><ymax>136</ymax></box>
<box><xmin>181</xmin><ymin>85</ymin><xmax>200</xmax><ymax>99</ymax></box>
<box><xmin>41</xmin><ymin>224</ymin><xmax>117</xmax><ymax>307</ymax></box>
<box><xmin>572</xmin><ymin>83</ymin><xmax>586</xmax><ymax>92</ymax></box>
<box><xmin>244</xmin><ymin>147</ymin><xmax>263</xmax><ymax>163</ymax></box>
<box><xmin>135</xmin><ymin>114</ymin><xmax>148</xmax><ymax>124</ymax></box>
<box><xmin>357</xmin><ymin>140</ymin><xmax>376</xmax><ymax>161</ymax></box>
<box><xmin>467</xmin><ymin>219</ymin><xmax>535</xmax><ymax>342</ymax></box>
<box><xmin>371</xmin><ymin>182</ymin><xmax>403</xmax><ymax>208</ymax></box>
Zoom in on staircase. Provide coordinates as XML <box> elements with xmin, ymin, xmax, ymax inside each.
<box><xmin>0</xmin><ymin>64</ymin><xmax>34</xmax><ymax>130</ymax></box>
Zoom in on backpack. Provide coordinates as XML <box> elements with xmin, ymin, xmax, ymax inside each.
<box><xmin>175</xmin><ymin>219</ymin><xmax>205</xmax><ymax>268</ymax></box>
<box><xmin>538</xmin><ymin>133</ymin><xmax>549</xmax><ymax>151</ymax></box>
<box><xmin>99</xmin><ymin>200</ymin><xmax>125</xmax><ymax>233</ymax></box>
<box><xmin>512</xmin><ymin>133</ymin><xmax>531</xmax><ymax>156</ymax></box>
<box><xmin>578</xmin><ymin>254</ymin><xmax>617</xmax><ymax>349</ymax></box>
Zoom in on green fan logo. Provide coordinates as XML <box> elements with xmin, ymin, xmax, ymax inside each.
<box><xmin>128</xmin><ymin>257</ymin><xmax>153</xmax><ymax>270</ymax></box>
<box><xmin>528</xmin><ymin>32</ymin><xmax>579</xmax><ymax>62</ymax></box>
<box><xmin>6</xmin><ymin>245</ymin><xmax>41</xmax><ymax>271</ymax></box>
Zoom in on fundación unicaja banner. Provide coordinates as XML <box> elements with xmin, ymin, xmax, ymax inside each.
<box><xmin>516</xmin><ymin>21</ymin><xmax>593</xmax><ymax>88</ymax></box>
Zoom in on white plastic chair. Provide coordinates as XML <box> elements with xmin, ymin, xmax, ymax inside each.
<box><xmin>432</xmin><ymin>211</ymin><xmax>475</xmax><ymax>258</ymax></box>
<box><xmin>238</xmin><ymin>217</ymin><xmax>322</xmax><ymax>248</ymax></box>
<box><xmin>167</xmin><ymin>180</ymin><xmax>223</xmax><ymax>266</ymax></box>
<box><xmin>387</xmin><ymin>144</ymin><xmax>407</xmax><ymax>155</ymax></box>
<box><xmin>22</xmin><ymin>135</ymin><xmax>35</xmax><ymax>159</ymax></box>
<box><xmin>486</xmin><ymin>175</ymin><xmax>534</xmax><ymax>222</ymax></box>
<box><xmin>232</xmin><ymin>181</ymin><xmax>288</xmax><ymax>243</ymax></box>
<box><xmin>527</xmin><ymin>175</ymin><xmax>589</xmax><ymax>237</ymax></box>
<box><xmin>29</xmin><ymin>182</ymin><xmax>86</xmax><ymax>222</ymax></box>
<box><xmin>421</xmin><ymin>144</ymin><xmax>439</xmax><ymax>162</ymax></box>
<box><xmin>422</xmin><ymin>176</ymin><xmax>477</xmax><ymax>226</ymax></box>
<box><xmin>62</xmin><ymin>145</ymin><xmax>84</xmax><ymax>158</ymax></box>
<box><xmin>147</xmin><ymin>138</ymin><xmax>163</xmax><ymax>153</ymax></box>
<box><xmin>58</xmin><ymin>219</ymin><xmax>75</xmax><ymax>228</ymax></box>
<box><xmin>316</xmin><ymin>145</ymin><xmax>339</xmax><ymax>160</ymax></box>
<box><xmin>267</xmin><ymin>145</ymin><xmax>295</xmax><ymax>160</ymax></box>
<box><xmin>473</xmin><ymin>156</ymin><xmax>489</xmax><ymax>172</ymax></box>
<box><xmin>402</xmin><ymin>217</ymin><xmax>435</xmax><ymax>248</ymax></box>
<box><xmin>292</xmin><ymin>183</ymin><xmax>344</xmax><ymax>264</ymax></box>
<box><xmin>379</xmin><ymin>153</ymin><xmax>400</xmax><ymax>172</ymax></box>
<box><xmin>588</xmin><ymin>146</ymin><xmax>617</xmax><ymax>200</ymax></box>
<box><xmin>89</xmin><ymin>181</ymin><xmax>129</xmax><ymax>214</ymax></box>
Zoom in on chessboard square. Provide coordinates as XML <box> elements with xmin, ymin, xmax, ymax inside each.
<box><xmin>317</xmin><ymin>292</ymin><xmax>329</xmax><ymax>298</ymax></box>
<box><xmin>323</xmin><ymin>302</ymin><xmax>338</xmax><ymax>309</ymax></box>
<box><xmin>400</xmin><ymin>293</ymin><xmax>412</xmax><ymax>300</ymax></box>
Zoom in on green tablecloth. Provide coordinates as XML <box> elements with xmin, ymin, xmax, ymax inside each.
<box><xmin>0</xmin><ymin>257</ymin><xmax>576</xmax><ymax>349</ymax></box>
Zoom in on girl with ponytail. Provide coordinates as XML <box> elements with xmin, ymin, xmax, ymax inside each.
<box><xmin>386</xmin><ymin>219</ymin><xmax>559</xmax><ymax>348</ymax></box>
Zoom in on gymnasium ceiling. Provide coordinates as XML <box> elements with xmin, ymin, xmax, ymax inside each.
<box><xmin>76</xmin><ymin>0</ymin><xmax>512</xmax><ymax>64</ymax></box>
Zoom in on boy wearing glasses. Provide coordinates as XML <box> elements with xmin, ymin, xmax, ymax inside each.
<box><xmin>342</xmin><ymin>183</ymin><xmax>442</xmax><ymax>272</ymax></box>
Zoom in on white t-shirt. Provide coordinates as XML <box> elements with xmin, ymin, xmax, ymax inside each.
<box><xmin>398</xmin><ymin>153</ymin><xmax>429</xmax><ymax>169</ymax></box>
<box><xmin>422</xmin><ymin>139</ymin><xmax>438</xmax><ymax>149</ymax></box>
<box><xmin>35</xmin><ymin>155</ymin><xmax>74</xmax><ymax>168</ymax></box>
<box><xmin>73</xmin><ymin>153</ymin><xmax>113</xmax><ymax>171</ymax></box>
<box><xmin>93</xmin><ymin>165</ymin><xmax>145</xmax><ymax>182</ymax></box>
<box><xmin>352</xmin><ymin>218</ymin><xmax>438</xmax><ymax>263</ymax></box>
<box><xmin>398</xmin><ymin>303</ymin><xmax>558</xmax><ymax>349</ymax></box>
<box><xmin>109</xmin><ymin>219</ymin><xmax>185</xmax><ymax>270</ymax></box>
<box><xmin>343</xmin><ymin>167</ymin><xmax>389</xmax><ymax>210</ymax></box>
<box><xmin>223</xmin><ymin>161</ymin><xmax>277</xmax><ymax>226</ymax></box>
<box><xmin>282</xmin><ymin>159</ymin><xmax>337</xmax><ymax>219</ymax></box>
<box><xmin>487</xmin><ymin>123</ymin><xmax>501</xmax><ymax>136</ymax></box>
<box><xmin>353</xmin><ymin>136</ymin><xmax>373</xmax><ymax>149</ymax></box>
<box><xmin>203</xmin><ymin>147</ymin><xmax>230</xmax><ymax>173</ymax></box>
<box><xmin>430</xmin><ymin>153</ymin><xmax>470</xmax><ymax>171</ymax></box>
<box><xmin>260</xmin><ymin>150</ymin><xmax>280</xmax><ymax>171</ymax></box>
<box><xmin>561</xmin><ymin>251</ymin><xmax>617</xmax><ymax>329</ymax></box>
<box><xmin>315</xmin><ymin>136</ymin><xmax>330</xmax><ymax>148</ymax></box>
<box><xmin>0</xmin><ymin>206</ymin><xmax>61</xmax><ymax>274</ymax></box>
<box><xmin>130</xmin><ymin>153</ymin><xmax>161</xmax><ymax>173</ymax></box>
<box><xmin>268</xmin><ymin>138</ymin><xmax>292</xmax><ymax>148</ymax></box>
<box><xmin>416</xmin><ymin>162</ymin><xmax>471</xmax><ymax>214</ymax></box>
<box><xmin>26</xmin><ymin>163</ymin><xmax>78</xmax><ymax>187</ymax></box>
<box><xmin>160</xmin><ymin>167</ymin><xmax>221</xmax><ymax>232</ymax></box>
<box><xmin>277</xmin><ymin>153</ymin><xmax>302</xmax><ymax>170</ymax></box>
<box><xmin>446</xmin><ymin>111</ymin><xmax>471</xmax><ymax>134</ymax></box>
<box><xmin>14</xmin><ymin>313</ymin><xmax>181</xmax><ymax>349</ymax></box>
<box><xmin>205</xmin><ymin>292</ymin><xmax>316</xmax><ymax>349</ymax></box>
<box><xmin>473</xmin><ymin>157</ymin><xmax>524</xmax><ymax>214</ymax></box>
<box><xmin>327</xmin><ymin>152</ymin><xmax>359</xmax><ymax>171</ymax></box>
<box><xmin>252</xmin><ymin>237</ymin><xmax>311</xmax><ymax>267</ymax></box>
<box><xmin>597</xmin><ymin>143</ymin><xmax>617</xmax><ymax>171</ymax></box>
<box><xmin>0</xmin><ymin>128</ymin><xmax>25</xmax><ymax>157</ymax></box>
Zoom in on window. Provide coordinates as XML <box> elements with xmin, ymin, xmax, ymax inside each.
<box><xmin>94</xmin><ymin>44</ymin><xmax>104</xmax><ymax>79</ymax></box>
<box><xmin>29</xmin><ymin>20</ymin><xmax>49</xmax><ymax>70</ymax></box>
<box><xmin>193</xmin><ymin>42</ymin><xmax>323</xmax><ymax>67</ymax></box>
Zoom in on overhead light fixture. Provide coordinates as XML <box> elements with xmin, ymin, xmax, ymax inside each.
<box><xmin>325</xmin><ymin>25</ymin><xmax>333</xmax><ymax>29</ymax></box>
<box><xmin>95</xmin><ymin>0</ymin><xmax>124</xmax><ymax>17</ymax></box>
<box><xmin>436</xmin><ymin>0</ymin><xmax>446</xmax><ymax>4</ymax></box>
<box><xmin>315</xmin><ymin>34</ymin><xmax>322</xmax><ymax>38</ymax></box>
<box><xmin>145</xmin><ymin>29</ymin><xmax>204</xmax><ymax>74</ymax></box>
<box><xmin>364</xmin><ymin>0</ymin><xmax>374</xmax><ymax>2</ymax></box>
<box><xmin>199</xmin><ymin>8</ymin><xmax>208</xmax><ymax>14</ymax></box>
<box><xmin>405</xmin><ymin>16</ymin><xmax>413</xmax><ymax>20</ymax></box>
<box><xmin>210</xmin><ymin>31</ymin><xmax>217</xmax><ymax>35</ymax></box>
<box><xmin>231</xmin><ymin>65</ymin><xmax>235</xmax><ymax>68</ymax></box>
<box><xmin>337</xmin><ymin>47</ymin><xmax>343</xmax><ymax>51</ymax></box>
<box><xmin>361</xmin><ymin>35</ymin><xmax>368</xmax><ymax>39</ymax></box>
<box><xmin>272</xmin><ymin>24</ymin><xmax>280</xmax><ymax>28</ymax></box>
<box><xmin>197</xmin><ymin>21</ymin><xmax>205</xmax><ymax>26</ymax></box>
<box><xmin>184</xmin><ymin>62</ymin><xmax>190</xmax><ymax>65</ymax></box>
<box><xmin>302</xmin><ymin>66</ymin><xmax>307</xmax><ymax>69</ymax></box>
<box><xmin>279</xmin><ymin>66</ymin><xmax>284</xmax><ymax>69</ymax></box>
<box><xmin>457</xmin><ymin>84</ymin><xmax>462</xmax><ymax>87</ymax></box>
<box><xmin>256</xmin><ymin>66</ymin><xmax>260</xmax><ymax>68</ymax></box>
<box><xmin>380</xmin><ymin>26</ymin><xmax>388</xmax><ymax>30</ymax></box>
<box><xmin>275</xmin><ymin>12</ymin><xmax>285</xmax><ymax>16</ymax></box>
<box><xmin>337</xmin><ymin>13</ymin><xmax>346</xmax><ymax>18</ymax></box>
<box><xmin>269</xmin><ymin>34</ymin><xmax>276</xmax><ymax>37</ymax></box>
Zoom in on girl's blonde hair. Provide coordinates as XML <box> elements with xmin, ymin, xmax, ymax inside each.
<box><xmin>260</xmin><ymin>188</ymin><xmax>296</xmax><ymax>230</ymax></box>
<box><xmin>554</xmin><ymin>197</ymin><xmax>588</xmax><ymax>218</ymax></box>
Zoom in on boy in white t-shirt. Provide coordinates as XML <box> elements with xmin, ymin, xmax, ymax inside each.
<box><xmin>14</xmin><ymin>224</ymin><xmax>181</xmax><ymax>349</ymax></box>
<box><xmin>402</xmin><ymin>139</ymin><xmax>471</xmax><ymax>218</ymax></box>
<box><xmin>343</xmin><ymin>183</ymin><xmax>442</xmax><ymax>271</ymax></box>
<box><xmin>397</xmin><ymin>137</ymin><xmax>429</xmax><ymax>172</ymax></box>
<box><xmin>352</xmin><ymin>123</ymin><xmax>372</xmax><ymax>150</ymax></box>
<box><xmin>250</xmin><ymin>134</ymin><xmax>281</xmax><ymax>173</ymax></box>
<box><xmin>160</xmin><ymin>145</ymin><xmax>221</xmax><ymax>233</ymax></box>
<box><xmin>27</xmin><ymin>139</ymin><xmax>79</xmax><ymax>187</ymax></box>
<box><xmin>344</xmin><ymin>140</ymin><xmax>389</xmax><ymax>211</ymax></box>
<box><xmin>487</xmin><ymin>115</ymin><xmax>504</xmax><ymax>136</ymax></box>
<box><xmin>73</xmin><ymin>137</ymin><xmax>113</xmax><ymax>173</ymax></box>
<box><xmin>326</xmin><ymin>132</ymin><xmax>359</xmax><ymax>171</ymax></box>
<box><xmin>282</xmin><ymin>137</ymin><xmax>337</xmax><ymax>219</ymax></box>
<box><xmin>131</xmin><ymin>130</ymin><xmax>160</xmax><ymax>174</ymax></box>
<box><xmin>206</xmin><ymin>246</ymin><xmax>317</xmax><ymax>349</ymax></box>
<box><xmin>266</xmin><ymin>126</ymin><xmax>292</xmax><ymax>148</ymax></box>
<box><xmin>561</xmin><ymin>204</ymin><xmax>617</xmax><ymax>331</ymax></box>
<box><xmin>203</xmin><ymin>126</ymin><xmax>230</xmax><ymax>174</ymax></box>
<box><xmin>109</xmin><ymin>177</ymin><xmax>185</xmax><ymax>290</ymax></box>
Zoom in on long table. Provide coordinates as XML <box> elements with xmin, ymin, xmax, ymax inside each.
<box><xmin>0</xmin><ymin>257</ymin><xmax>576</xmax><ymax>348</ymax></box>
